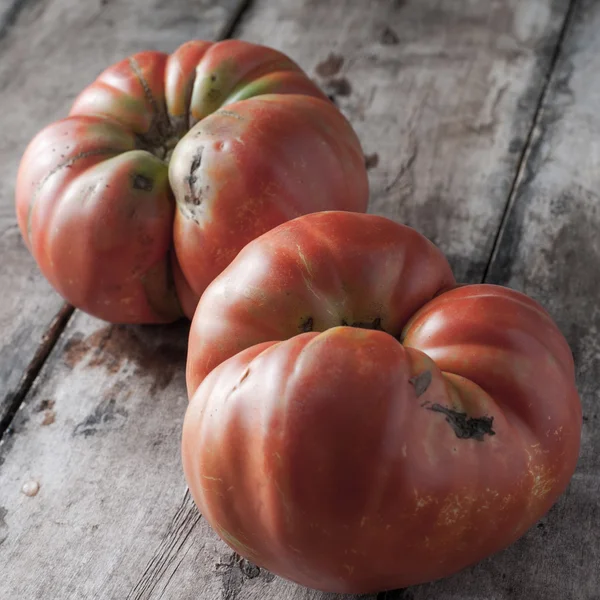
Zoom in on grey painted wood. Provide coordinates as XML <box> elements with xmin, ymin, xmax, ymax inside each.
<box><xmin>0</xmin><ymin>0</ymin><xmax>244</xmax><ymax>431</ymax></box>
<box><xmin>0</xmin><ymin>0</ymin><xmax>588</xmax><ymax>599</ymax></box>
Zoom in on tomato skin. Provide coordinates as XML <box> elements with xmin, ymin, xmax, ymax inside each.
<box><xmin>15</xmin><ymin>116</ymin><xmax>180</xmax><ymax>323</ymax></box>
<box><xmin>171</xmin><ymin>96</ymin><xmax>371</xmax><ymax>315</ymax></box>
<box><xmin>183</xmin><ymin>212</ymin><xmax>581</xmax><ymax>593</ymax></box>
<box><xmin>15</xmin><ymin>41</ymin><xmax>367</xmax><ymax>323</ymax></box>
<box><xmin>186</xmin><ymin>211</ymin><xmax>455</xmax><ymax>396</ymax></box>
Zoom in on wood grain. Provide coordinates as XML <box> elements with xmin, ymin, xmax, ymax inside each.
<box><xmin>0</xmin><ymin>316</ymin><xmax>193</xmax><ymax>598</ymax></box>
<box><xmin>479</xmin><ymin>0</ymin><xmax>597</xmax><ymax>596</ymax></box>
<box><xmin>0</xmin><ymin>0</ymin><xmax>589</xmax><ymax>599</ymax></box>
<box><xmin>0</xmin><ymin>0</ymin><xmax>244</xmax><ymax>437</ymax></box>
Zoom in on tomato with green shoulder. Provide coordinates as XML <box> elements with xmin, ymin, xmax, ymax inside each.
<box><xmin>16</xmin><ymin>41</ymin><xmax>368</xmax><ymax>323</ymax></box>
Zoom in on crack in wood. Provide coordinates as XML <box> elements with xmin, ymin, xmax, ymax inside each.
<box><xmin>0</xmin><ymin>303</ymin><xmax>73</xmax><ymax>439</ymax></box>
<box><xmin>217</xmin><ymin>0</ymin><xmax>255</xmax><ymax>40</ymax></box>
<box><xmin>384</xmin><ymin>131</ymin><xmax>419</xmax><ymax>194</ymax></box>
<box><xmin>482</xmin><ymin>0</ymin><xmax>579</xmax><ymax>284</ymax></box>
<box><xmin>126</xmin><ymin>490</ymin><xmax>201</xmax><ymax>600</ymax></box>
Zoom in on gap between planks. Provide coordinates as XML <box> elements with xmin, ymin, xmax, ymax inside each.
<box><xmin>126</xmin><ymin>490</ymin><xmax>201</xmax><ymax>600</ymax></box>
<box><xmin>481</xmin><ymin>0</ymin><xmax>579</xmax><ymax>284</ymax></box>
<box><xmin>0</xmin><ymin>303</ymin><xmax>73</xmax><ymax>438</ymax></box>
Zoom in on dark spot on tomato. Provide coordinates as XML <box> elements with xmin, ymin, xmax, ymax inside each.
<box><xmin>409</xmin><ymin>370</ymin><xmax>432</xmax><ymax>397</ymax></box>
<box><xmin>342</xmin><ymin>317</ymin><xmax>385</xmax><ymax>331</ymax></box>
<box><xmin>425</xmin><ymin>403</ymin><xmax>496</xmax><ymax>442</ymax></box>
<box><xmin>132</xmin><ymin>174</ymin><xmax>153</xmax><ymax>192</ymax></box>
<box><xmin>207</xmin><ymin>88</ymin><xmax>221</xmax><ymax>102</ymax></box>
<box><xmin>189</xmin><ymin>150</ymin><xmax>203</xmax><ymax>184</ymax></box>
<box><xmin>237</xmin><ymin>367</ymin><xmax>250</xmax><ymax>386</ymax></box>
<box><xmin>299</xmin><ymin>316</ymin><xmax>314</xmax><ymax>332</ymax></box>
<box><xmin>210</xmin><ymin>74</ymin><xmax>217</xmax><ymax>82</ymax></box>
<box><xmin>186</xmin><ymin>148</ymin><xmax>204</xmax><ymax>205</ymax></box>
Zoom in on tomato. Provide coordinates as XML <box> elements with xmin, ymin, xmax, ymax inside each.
<box><xmin>15</xmin><ymin>41</ymin><xmax>368</xmax><ymax>323</ymax></box>
<box><xmin>182</xmin><ymin>211</ymin><xmax>581</xmax><ymax>593</ymax></box>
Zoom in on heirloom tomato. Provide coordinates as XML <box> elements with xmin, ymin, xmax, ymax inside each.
<box><xmin>183</xmin><ymin>211</ymin><xmax>581</xmax><ymax>593</ymax></box>
<box><xmin>15</xmin><ymin>41</ymin><xmax>368</xmax><ymax>322</ymax></box>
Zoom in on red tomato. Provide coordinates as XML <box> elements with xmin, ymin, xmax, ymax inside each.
<box><xmin>15</xmin><ymin>41</ymin><xmax>368</xmax><ymax>323</ymax></box>
<box><xmin>183</xmin><ymin>211</ymin><xmax>581</xmax><ymax>594</ymax></box>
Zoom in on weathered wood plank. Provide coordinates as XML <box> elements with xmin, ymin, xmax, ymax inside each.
<box><xmin>0</xmin><ymin>317</ymin><xmax>193</xmax><ymax>597</ymax></box>
<box><xmin>468</xmin><ymin>0</ymin><xmax>597</xmax><ymax>596</ymax></box>
<box><xmin>0</xmin><ymin>0</ymin><xmax>581</xmax><ymax>599</ymax></box>
<box><xmin>0</xmin><ymin>0</ymin><xmax>244</xmax><ymax>430</ymax></box>
<box><xmin>125</xmin><ymin>490</ymin><xmax>369</xmax><ymax>600</ymax></box>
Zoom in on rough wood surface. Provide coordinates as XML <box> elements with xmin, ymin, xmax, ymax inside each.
<box><xmin>0</xmin><ymin>0</ymin><xmax>245</xmax><ymax>431</ymax></box>
<box><xmin>0</xmin><ymin>0</ymin><xmax>593</xmax><ymax>599</ymax></box>
<box><xmin>480</xmin><ymin>0</ymin><xmax>599</xmax><ymax>596</ymax></box>
<box><xmin>0</xmin><ymin>317</ymin><xmax>192</xmax><ymax>598</ymax></box>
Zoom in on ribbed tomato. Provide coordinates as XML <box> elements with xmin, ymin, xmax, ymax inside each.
<box><xmin>15</xmin><ymin>40</ymin><xmax>368</xmax><ymax>322</ymax></box>
<box><xmin>182</xmin><ymin>211</ymin><xmax>581</xmax><ymax>593</ymax></box>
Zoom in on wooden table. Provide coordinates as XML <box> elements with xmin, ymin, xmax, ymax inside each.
<box><xmin>0</xmin><ymin>0</ymin><xmax>597</xmax><ymax>598</ymax></box>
